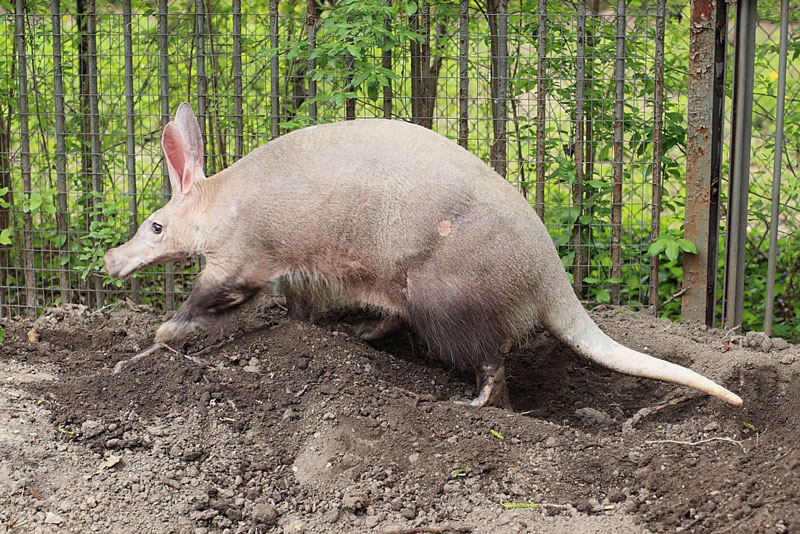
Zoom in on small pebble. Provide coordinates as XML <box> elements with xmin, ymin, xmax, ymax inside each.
<box><xmin>252</xmin><ymin>503</ymin><xmax>279</xmax><ymax>525</ymax></box>
<box><xmin>45</xmin><ymin>512</ymin><xmax>63</xmax><ymax>524</ymax></box>
<box><xmin>703</xmin><ymin>421</ymin><xmax>719</xmax><ymax>432</ymax></box>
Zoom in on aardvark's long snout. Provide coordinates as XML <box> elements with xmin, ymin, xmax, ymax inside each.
<box><xmin>104</xmin><ymin>246</ymin><xmax>137</xmax><ymax>280</ymax></box>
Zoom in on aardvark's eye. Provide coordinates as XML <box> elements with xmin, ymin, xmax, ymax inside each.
<box><xmin>152</xmin><ymin>222</ymin><xmax>163</xmax><ymax>234</ymax></box>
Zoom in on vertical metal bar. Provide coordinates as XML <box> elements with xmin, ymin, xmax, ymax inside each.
<box><xmin>345</xmin><ymin>52</ymin><xmax>356</xmax><ymax>120</ymax></box>
<box><xmin>458</xmin><ymin>0</ymin><xmax>469</xmax><ymax>148</ymax></box>
<box><xmin>490</xmin><ymin>0</ymin><xmax>508</xmax><ymax>177</ymax></box>
<box><xmin>535</xmin><ymin>0</ymin><xmax>546</xmax><ymax>219</ymax></box>
<box><xmin>206</xmin><ymin>15</ymin><xmax>226</xmax><ymax>173</ymax></box>
<box><xmin>123</xmin><ymin>0</ymin><xmax>139</xmax><ymax>303</ymax></box>
<box><xmin>306</xmin><ymin>0</ymin><xmax>317</xmax><ymax>120</ymax></box>
<box><xmin>723</xmin><ymin>0</ymin><xmax>757</xmax><ymax>330</ymax></box>
<box><xmin>77</xmin><ymin>0</ymin><xmax>90</xmax><ymax>306</ymax></box>
<box><xmin>420</xmin><ymin>0</ymin><xmax>431</xmax><ymax>128</ymax></box>
<box><xmin>610</xmin><ymin>0</ymin><xmax>625</xmax><ymax>304</ymax></box>
<box><xmin>410</xmin><ymin>0</ymin><xmax>432</xmax><ymax>128</ymax></box>
<box><xmin>580</xmin><ymin>0</ymin><xmax>600</xmax><ymax>283</ymax></box>
<box><xmin>51</xmin><ymin>0</ymin><xmax>71</xmax><ymax>305</ymax></box>
<box><xmin>195</xmin><ymin>0</ymin><xmax>208</xmax><ymax>161</ymax></box>
<box><xmin>159</xmin><ymin>0</ymin><xmax>175</xmax><ymax>310</ymax></box>
<box><xmin>87</xmin><ymin>0</ymin><xmax>103</xmax><ymax>307</ymax></box>
<box><xmin>269</xmin><ymin>0</ymin><xmax>280</xmax><ymax>137</ymax></box>
<box><xmin>649</xmin><ymin>0</ymin><xmax>666</xmax><ymax>309</ymax></box>
<box><xmin>704</xmin><ymin>1</ymin><xmax>728</xmax><ymax>326</ymax></box>
<box><xmin>15</xmin><ymin>0</ymin><xmax>37</xmax><ymax>318</ymax></box>
<box><xmin>410</xmin><ymin>7</ymin><xmax>420</xmax><ymax>124</ymax></box>
<box><xmin>233</xmin><ymin>0</ymin><xmax>243</xmax><ymax>159</ymax></box>
<box><xmin>0</xmin><ymin>100</ymin><xmax>13</xmax><ymax>317</ymax></box>
<box><xmin>681</xmin><ymin>0</ymin><xmax>727</xmax><ymax>326</ymax></box>
<box><xmin>382</xmin><ymin>0</ymin><xmax>392</xmax><ymax>119</ymax></box>
<box><xmin>764</xmin><ymin>0</ymin><xmax>788</xmax><ymax>336</ymax></box>
<box><xmin>582</xmin><ymin>0</ymin><xmax>598</xmax><ymax>244</ymax></box>
<box><xmin>572</xmin><ymin>0</ymin><xmax>586</xmax><ymax>297</ymax></box>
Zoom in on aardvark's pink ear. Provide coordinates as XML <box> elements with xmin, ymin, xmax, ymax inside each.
<box><xmin>175</xmin><ymin>102</ymin><xmax>204</xmax><ymax>171</ymax></box>
<box><xmin>162</xmin><ymin>121</ymin><xmax>194</xmax><ymax>196</ymax></box>
<box><xmin>162</xmin><ymin>102</ymin><xmax>206</xmax><ymax>196</ymax></box>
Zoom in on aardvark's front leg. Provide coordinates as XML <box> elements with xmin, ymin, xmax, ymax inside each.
<box><xmin>155</xmin><ymin>267</ymin><xmax>265</xmax><ymax>343</ymax></box>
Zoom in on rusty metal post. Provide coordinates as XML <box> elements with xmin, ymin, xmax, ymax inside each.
<box><xmin>458</xmin><ymin>0</ymin><xmax>469</xmax><ymax>148</ymax></box>
<box><xmin>535</xmin><ymin>0</ymin><xmax>546</xmax><ymax>219</ymax></box>
<box><xmin>307</xmin><ymin>0</ymin><xmax>318</xmax><ymax>120</ymax></box>
<box><xmin>270</xmin><ymin>0</ymin><xmax>280</xmax><ymax>137</ymax></box>
<box><xmin>649</xmin><ymin>0</ymin><xmax>666</xmax><ymax>310</ymax></box>
<box><xmin>159</xmin><ymin>0</ymin><xmax>175</xmax><ymax>310</ymax></box>
<box><xmin>572</xmin><ymin>0</ymin><xmax>586</xmax><ymax>297</ymax></box>
<box><xmin>681</xmin><ymin>0</ymin><xmax>728</xmax><ymax>326</ymax></box>
<box><xmin>123</xmin><ymin>0</ymin><xmax>139</xmax><ymax>303</ymax></box>
<box><xmin>764</xmin><ymin>0</ymin><xmax>789</xmax><ymax>336</ymax></box>
<box><xmin>233</xmin><ymin>0</ymin><xmax>244</xmax><ymax>159</ymax></box>
<box><xmin>86</xmin><ymin>0</ymin><xmax>104</xmax><ymax>307</ymax></box>
<box><xmin>382</xmin><ymin>0</ymin><xmax>392</xmax><ymax>119</ymax></box>
<box><xmin>15</xmin><ymin>0</ymin><xmax>37</xmax><ymax>318</ymax></box>
<box><xmin>610</xmin><ymin>0</ymin><xmax>625</xmax><ymax>304</ymax></box>
<box><xmin>490</xmin><ymin>0</ymin><xmax>508</xmax><ymax>178</ymax></box>
<box><xmin>722</xmin><ymin>0</ymin><xmax>757</xmax><ymax>331</ymax></box>
<box><xmin>51</xmin><ymin>0</ymin><xmax>71</xmax><ymax>305</ymax></box>
<box><xmin>345</xmin><ymin>52</ymin><xmax>356</xmax><ymax>120</ymax></box>
<box><xmin>195</xmin><ymin>0</ymin><xmax>208</xmax><ymax>159</ymax></box>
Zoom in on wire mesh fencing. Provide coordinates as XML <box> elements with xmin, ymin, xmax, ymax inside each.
<box><xmin>0</xmin><ymin>1</ymin><xmax>700</xmax><ymax>318</ymax></box>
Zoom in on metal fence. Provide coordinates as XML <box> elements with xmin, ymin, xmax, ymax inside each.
<box><xmin>0</xmin><ymin>1</ymin><xmax>796</xmax><ymax>333</ymax></box>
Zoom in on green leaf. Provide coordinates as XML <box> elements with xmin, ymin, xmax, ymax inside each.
<box><xmin>451</xmin><ymin>466</ymin><xmax>472</xmax><ymax>478</ymax></box>
<box><xmin>665</xmin><ymin>240</ymin><xmax>680</xmax><ymax>262</ymax></box>
<box><xmin>596</xmin><ymin>290</ymin><xmax>611</xmax><ymax>304</ymax></box>
<box><xmin>677</xmin><ymin>238</ymin><xmax>698</xmax><ymax>254</ymax></box>
<box><xmin>0</xmin><ymin>325</ymin><xmax>4</xmax><ymax>343</ymax></box>
<box><xmin>346</xmin><ymin>44</ymin><xmax>360</xmax><ymax>58</ymax></box>
<box><xmin>0</xmin><ymin>228</ymin><xmax>11</xmax><ymax>246</ymax></box>
<box><xmin>489</xmin><ymin>429</ymin><xmax>504</xmax><ymax>440</ymax></box>
<box><xmin>648</xmin><ymin>239</ymin><xmax>667</xmax><ymax>257</ymax></box>
<box><xmin>406</xmin><ymin>2</ymin><xmax>418</xmax><ymax>15</ymax></box>
<box><xmin>367</xmin><ymin>81</ymin><xmax>379</xmax><ymax>101</ymax></box>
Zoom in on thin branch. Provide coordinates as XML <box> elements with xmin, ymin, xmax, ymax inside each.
<box><xmin>623</xmin><ymin>393</ymin><xmax>703</xmax><ymax>432</ymax></box>
<box><xmin>645</xmin><ymin>436</ymin><xmax>746</xmax><ymax>453</ymax></box>
<box><xmin>112</xmin><ymin>343</ymin><xmax>162</xmax><ymax>374</ymax></box>
<box><xmin>661</xmin><ymin>286</ymin><xmax>690</xmax><ymax>307</ymax></box>
<box><xmin>379</xmin><ymin>525</ymin><xmax>474</xmax><ymax>534</ymax></box>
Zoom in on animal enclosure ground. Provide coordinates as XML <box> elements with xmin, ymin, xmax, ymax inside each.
<box><xmin>1</xmin><ymin>301</ymin><xmax>798</xmax><ymax>534</ymax></box>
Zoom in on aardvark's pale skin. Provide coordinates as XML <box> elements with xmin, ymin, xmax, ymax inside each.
<box><xmin>104</xmin><ymin>103</ymin><xmax>742</xmax><ymax>408</ymax></box>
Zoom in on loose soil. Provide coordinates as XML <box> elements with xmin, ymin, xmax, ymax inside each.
<box><xmin>1</xmin><ymin>299</ymin><xmax>798</xmax><ymax>534</ymax></box>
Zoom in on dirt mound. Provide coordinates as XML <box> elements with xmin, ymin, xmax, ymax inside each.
<box><xmin>1</xmin><ymin>301</ymin><xmax>798</xmax><ymax>533</ymax></box>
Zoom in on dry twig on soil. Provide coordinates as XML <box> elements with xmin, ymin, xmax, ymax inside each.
<box><xmin>378</xmin><ymin>524</ymin><xmax>473</xmax><ymax>534</ymax></box>
<box><xmin>393</xmin><ymin>386</ymin><xmax>436</xmax><ymax>407</ymax></box>
<box><xmin>112</xmin><ymin>342</ymin><xmax>213</xmax><ymax>374</ymax></box>
<box><xmin>190</xmin><ymin>335</ymin><xmax>234</xmax><ymax>357</ymax></box>
<box><xmin>645</xmin><ymin>436</ymin><xmax>746</xmax><ymax>453</ymax></box>
<box><xmin>661</xmin><ymin>286</ymin><xmax>689</xmax><ymax>307</ymax></box>
<box><xmin>112</xmin><ymin>343</ymin><xmax>162</xmax><ymax>374</ymax></box>
<box><xmin>622</xmin><ymin>393</ymin><xmax>704</xmax><ymax>432</ymax></box>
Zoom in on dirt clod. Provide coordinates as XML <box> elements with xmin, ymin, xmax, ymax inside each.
<box><xmin>253</xmin><ymin>502</ymin><xmax>279</xmax><ymax>525</ymax></box>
